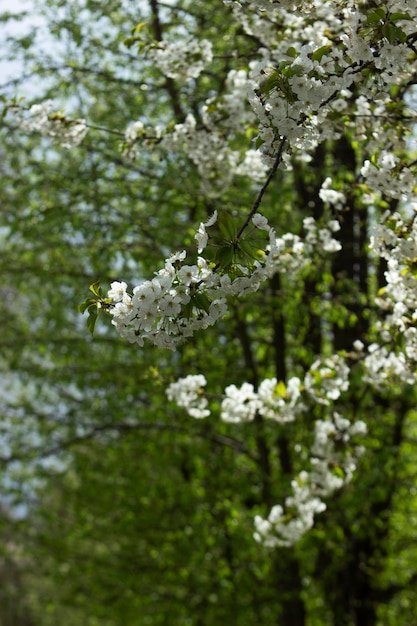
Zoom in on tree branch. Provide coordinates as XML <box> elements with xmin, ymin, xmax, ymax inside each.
<box><xmin>148</xmin><ymin>0</ymin><xmax>185</xmax><ymax>122</ymax></box>
<box><xmin>237</xmin><ymin>136</ymin><xmax>287</xmax><ymax>239</ymax></box>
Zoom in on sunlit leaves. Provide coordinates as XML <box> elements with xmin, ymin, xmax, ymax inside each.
<box><xmin>78</xmin><ymin>281</ymin><xmax>112</xmax><ymax>335</ymax></box>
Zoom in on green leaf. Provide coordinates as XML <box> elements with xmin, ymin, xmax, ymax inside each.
<box><xmin>333</xmin><ymin>465</ymin><xmax>345</xmax><ymax>479</ymax></box>
<box><xmin>182</xmin><ymin>300</ymin><xmax>193</xmax><ymax>319</ymax></box>
<box><xmin>390</xmin><ymin>12</ymin><xmax>412</xmax><ymax>21</ymax></box>
<box><xmin>258</xmin><ymin>69</ymin><xmax>280</xmax><ymax>98</ymax></box>
<box><xmin>237</xmin><ymin>238</ymin><xmax>262</xmax><ymax>261</ymax></box>
<box><xmin>191</xmin><ymin>292</ymin><xmax>211</xmax><ymax>314</ymax></box>
<box><xmin>124</xmin><ymin>36</ymin><xmax>139</xmax><ymax>48</ymax></box>
<box><xmin>311</xmin><ymin>45</ymin><xmax>332</xmax><ymax>63</ymax></box>
<box><xmin>255</xmin><ymin>135</ymin><xmax>264</xmax><ymax>149</ymax></box>
<box><xmin>382</xmin><ymin>23</ymin><xmax>406</xmax><ymax>43</ymax></box>
<box><xmin>86</xmin><ymin>305</ymin><xmax>98</xmax><ymax>336</ymax></box>
<box><xmin>274</xmin><ymin>380</ymin><xmax>287</xmax><ymax>398</ymax></box>
<box><xmin>286</xmin><ymin>46</ymin><xmax>297</xmax><ymax>58</ymax></box>
<box><xmin>124</xmin><ymin>23</ymin><xmax>147</xmax><ymax>48</ymax></box>
<box><xmin>78</xmin><ymin>297</ymin><xmax>97</xmax><ymax>314</ymax></box>
<box><xmin>216</xmin><ymin>245</ymin><xmax>235</xmax><ymax>269</ymax></box>
<box><xmin>89</xmin><ymin>280</ymin><xmax>102</xmax><ymax>298</ymax></box>
<box><xmin>217</xmin><ymin>211</ymin><xmax>236</xmax><ymax>241</ymax></box>
<box><xmin>132</xmin><ymin>21</ymin><xmax>147</xmax><ymax>34</ymax></box>
<box><xmin>366</xmin><ymin>9</ymin><xmax>386</xmax><ymax>24</ymax></box>
<box><xmin>280</xmin><ymin>78</ymin><xmax>297</xmax><ymax>103</ymax></box>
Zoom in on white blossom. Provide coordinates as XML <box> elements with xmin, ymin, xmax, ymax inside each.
<box><xmin>221</xmin><ymin>383</ymin><xmax>260</xmax><ymax>422</ymax></box>
<box><xmin>304</xmin><ymin>355</ymin><xmax>350</xmax><ymax>405</ymax></box>
<box><xmin>13</xmin><ymin>100</ymin><xmax>88</xmax><ymax>148</ymax></box>
<box><xmin>166</xmin><ymin>375</ymin><xmax>210</xmax><ymax>419</ymax></box>
<box><xmin>149</xmin><ymin>38</ymin><xmax>213</xmax><ymax>81</ymax></box>
<box><xmin>195</xmin><ymin>211</ymin><xmax>218</xmax><ymax>253</ymax></box>
<box><xmin>257</xmin><ymin>377</ymin><xmax>303</xmax><ymax>422</ymax></box>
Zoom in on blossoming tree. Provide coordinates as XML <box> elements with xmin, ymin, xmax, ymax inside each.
<box><xmin>2</xmin><ymin>0</ymin><xmax>417</xmax><ymax>624</ymax></box>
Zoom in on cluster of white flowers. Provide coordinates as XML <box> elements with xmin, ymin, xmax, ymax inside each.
<box><xmin>366</xmin><ymin>209</ymin><xmax>417</xmax><ymax>386</ymax></box>
<box><xmin>303</xmin><ymin>216</ymin><xmax>341</xmax><ymax>254</ymax></box>
<box><xmin>221</xmin><ymin>383</ymin><xmax>260</xmax><ymax>423</ymax></box>
<box><xmin>304</xmin><ymin>355</ymin><xmax>350</xmax><ymax>405</ymax></box>
<box><xmin>363</xmin><ymin>344</ymin><xmax>416</xmax><ymax>388</ymax></box>
<box><xmin>248</xmin><ymin>55</ymin><xmax>354</xmax><ymax>163</ymax></box>
<box><xmin>108</xmin><ymin>211</ymin><xmax>342</xmax><ymax>349</ymax></box>
<box><xmin>235</xmin><ymin>149</ymin><xmax>269</xmax><ymax>181</ymax></box>
<box><xmin>149</xmin><ymin>38</ymin><xmax>213</xmax><ymax>81</ymax></box>
<box><xmin>167</xmin><ymin>351</ymin><xmax>362</xmax><ymax>547</ymax></box>
<box><xmin>12</xmin><ymin>100</ymin><xmax>88</xmax><ymax>148</ymax></box>
<box><xmin>219</xmin><ymin>376</ymin><xmax>304</xmax><ymax>423</ymax></box>
<box><xmin>123</xmin><ymin>120</ymin><xmax>146</xmax><ymax>159</ymax></box>
<box><xmin>107</xmin><ymin>251</ymin><xmax>229</xmax><ymax>349</ymax></box>
<box><xmin>202</xmin><ymin>69</ymin><xmax>257</xmax><ymax>134</ymax></box>
<box><xmin>159</xmin><ymin>119</ymin><xmax>267</xmax><ymax>196</ymax></box>
<box><xmin>160</xmin><ymin>114</ymin><xmax>241</xmax><ymax>195</ymax></box>
<box><xmin>254</xmin><ymin>476</ymin><xmax>327</xmax><ymax>548</ymax></box>
<box><xmin>319</xmin><ymin>177</ymin><xmax>346</xmax><ymax>210</ymax></box>
<box><xmin>254</xmin><ymin>413</ymin><xmax>367</xmax><ymax>547</ymax></box>
<box><xmin>120</xmin><ymin>1</ymin><xmax>416</xmax><ymax>202</ymax></box>
<box><xmin>121</xmin><ymin>120</ymin><xmax>162</xmax><ymax>160</ymax></box>
<box><xmin>257</xmin><ymin>377</ymin><xmax>302</xmax><ymax>421</ymax></box>
<box><xmin>168</xmin><ymin>352</ymin><xmax>348</xmax><ymax>423</ymax></box>
<box><xmin>120</xmin><ymin>67</ymin><xmax>267</xmax><ymax>191</ymax></box>
<box><xmin>361</xmin><ymin>153</ymin><xmax>415</xmax><ymax>201</ymax></box>
<box><xmin>166</xmin><ymin>374</ymin><xmax>209</xmax><ymax>418</ymax></box>
<box><xmin>309</xmin><ymin>414</ymin><xmax>367</xmax><ymax>495</ymax></box>
<box><xmin>239</xmin><ymin>1</ymin><xmax>416</xmax><ymax>166</ymax></box>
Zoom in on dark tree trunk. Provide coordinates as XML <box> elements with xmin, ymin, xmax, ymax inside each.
<box><xmin>331</xmin><ymin>136</ymin><xmax>369</xmax><ymax>351</ymax></box>
<box><xmin>273</xmin><ymin>553</ymin><xmax>307</xmax><ymax>626</ymax></box>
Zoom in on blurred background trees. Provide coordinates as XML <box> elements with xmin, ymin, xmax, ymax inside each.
<box><xmin>1</xmin><ymin>1</ymin><xmax>417</xmax><ymax>624</ymax></box>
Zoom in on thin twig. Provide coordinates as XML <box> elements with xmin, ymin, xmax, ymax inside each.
<box><xmin>0</xmin><ymin>419</ymin><xmax>257</xmax><ymax>466</ymax></box>
<box><xmin>237</xmin><ymin>136</ymin><xmax>287</xmax><ymax>239</ymax></box>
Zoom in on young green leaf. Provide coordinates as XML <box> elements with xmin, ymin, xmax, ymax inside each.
<box><xmin>217</xmin><ymin>211</ymin><xmax>236</xmax><ymax>241</ymax></box>
<box><xmin>78</xmin><ymin>297</ymin><xmax>97</xmax><ymax>314</ymax></box>
<box><xmin>216</xmin><ymin>245</ymin><xmax>235</xmax><ymax>269</ymax></box>
<box><xmin>86</xmin><ymin>304</ymin><xmax>98</xmax><ymax>336</ymax></box>
<box><xmin>89</xmin><ymin>280</ymin><xmax>103</xmax><ymax>298</ymax></box>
